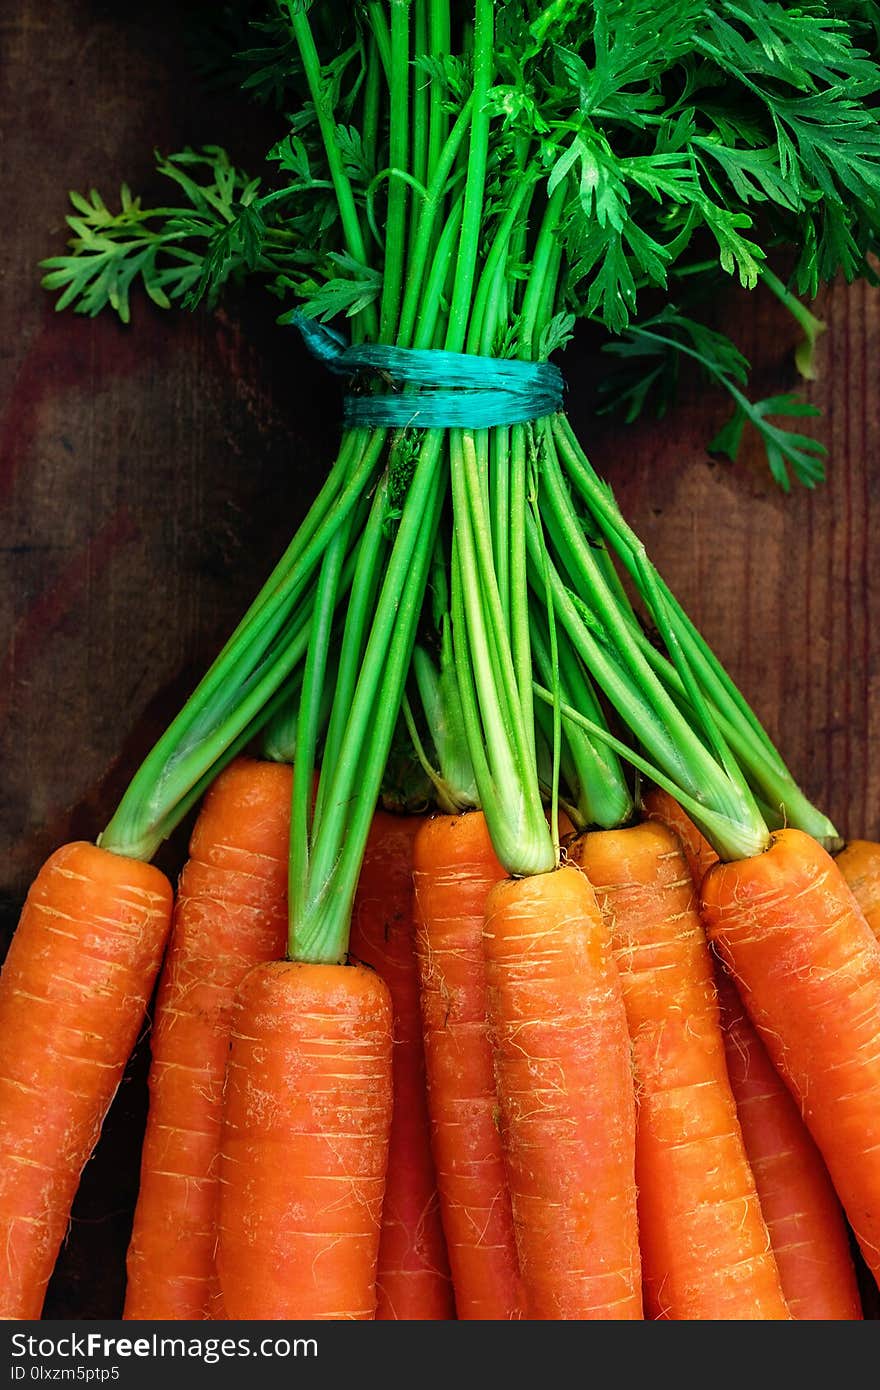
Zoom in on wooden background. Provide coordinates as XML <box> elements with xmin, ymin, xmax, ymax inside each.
<box><xmin>2</xmin><ymin>1</ymin><xmax>878</xmax><ymax>1319</ymax></box>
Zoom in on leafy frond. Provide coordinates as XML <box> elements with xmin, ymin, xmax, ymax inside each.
<box><xmin>41</xmin><ymin>147</ymin><xmax>308</xmax><ymax>322</ymax></box>
<box><xmin>599</xmin><ymin>307</ymin><xmax>827</xmax><ymax>488</ymax></box>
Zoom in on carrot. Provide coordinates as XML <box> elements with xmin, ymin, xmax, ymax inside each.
<box><xmin>835</xmin><ymin>840</ymin><xmax>880</xmax><ymax>940</ymax></box>
<box><xmin>216</xmin><ymin>958</ymin><xmax>393</xmax><ymax>1319</ymax></box>
<box><xmin>571</xmin><ymin>823</ymin><xmax>790</xmax><ymax>1320</ymax></box>
<box><xmin>411</xmin><ymin>810</ymin><xmax>524</xmax><ymax>1320</ymax></box>
<box><xmin>645</xmin><ymin>791</ymin><xmax>865</xmax><ymax>1318</ymax></box>
<box><xmin>701</xmin><ymin>829</ymin><xmax>880</xmax><ymax>1289</ymax></box>
<box><xmin>715</xmin><ymin>965</ymin><xmax>862</xmax><ymax>1319</ymax></box>
<box><xmin>123</xmin><ymin>757</ymin><xmax>292</xmax><ymax>1321</ymax></box>
<box><xmin>646</xmin><ymin>788</ymin><xmax>880</xmax><ymax>950</ymax></box>
<box><xmin>349</xmin><ymin>810</ymin><xmax>455</xmax><ymax>1320</ymax></box>
<box><xmin>483</xmin><ymin>864</ymin><xmax>643</xmax><ymax>1320</ymax></box>
<box><xmin>641</xmin><ymin>784</ymin><xmax>719</xmax><ymax>888</ymax></box>
<box><xmin>0</xmin><ymin>842</ymin><xmax>172</xmax><ymax>1319</ymax></box>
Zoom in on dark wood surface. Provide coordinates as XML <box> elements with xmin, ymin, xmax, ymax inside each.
<box><xmin>2</xmin><ymin>0</ymin><xmax>878</xmax><ymax>1320</ymax></box>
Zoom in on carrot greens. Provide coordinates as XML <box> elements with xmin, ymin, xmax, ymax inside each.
<box><xmin>44</xmin><ymin>0</ymin><xmax>880</xmax><ymax>917</ymax></box>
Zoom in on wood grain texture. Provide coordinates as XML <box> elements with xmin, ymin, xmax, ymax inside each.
<box><xmin>2</xmin><ymin>0</ymin><xmax>878</xmax><ymax>1319</ymax></box>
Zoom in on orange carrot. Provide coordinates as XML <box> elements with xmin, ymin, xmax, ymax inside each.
<box><xmin>835</xmin><ymin>840</ymin><xmax>880</xmax><ymax>940</ymax></box>
<box><xmin>483</xmin><ymin>864</ymin><xmax>643</xmax><ymax>1320</ymax></box>
<box><xmin>715</xmin><ymin>966</ymin><xmax>862</xmax><ymax>1319</ymax></box>
<box><xmin>701</xmin><ymin>829</ymin><xmax>880</xmax><ymax>1289</ymax></box>
<box><xmin>349</xmin><ymin>810</ymin><xmax>455</xmax><ymax>1320</ymax></box>
<box><xmin>123</xmin><ymin>757</ymin><xmax>292</xmax><ymax>1320</ymax></box>
<box><xmin>216</xmin><ymin>958</ymin><xmax>393</xmax><ymax>1319</ymax></box>
<box><xmin>645</xmin><ymin>792</ymin><xmax>865</xmax><ymax>1318</ymax></box>
<box><xmin>411</xmin><ymin>810</ymin><xmax>524</xmax><ymax>1320</ymax></box>
<box><xmin>572</xmin><ymin>824</ymin><xmax>789</xmax><ymax>1320</ymax></box>
<box><xmin>641</xmin><ymin>784</ymin><xmax>719</xmax><ymax>888</ymax></box>
<box><xmin>0</xmin><ymin>842</ymin><xmax>172</xmax><ymax>1319</ymax></box>
<box><xmin>646</xmin><ymin>786</ymin><xmax>880</xmax><ymax>949</ymax></box>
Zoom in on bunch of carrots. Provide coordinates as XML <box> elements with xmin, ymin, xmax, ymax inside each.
<box><xmin>4</xmin><ymin>0</ymin><xmax>880</xmax><ymax>1321</ymax></box>
<box><xmin>4</xmin><ymin>759</ymin><xmax>879</xmax><ymax>1320</ymax></box>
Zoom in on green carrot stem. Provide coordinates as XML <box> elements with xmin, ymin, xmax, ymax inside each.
<box><xmin>401</xmin><ymin>691</ymin><xmax>462</xmax><ymax>815</ymax></box>
<box><xmin>444</xmin><ymin>0</ymin><xmax>493</xmax><ymax>354</ymax></box>
<box><xmin>101</xmin><ymin>433</ymin><xmax>373</xmax><ymax>849</ymax></box>
<box><xmin>529</xmin><ymin>599</ymin><xmax>633</xmax><ymax>833</ymax></box>
<box><xmin>427</xmin><ymin>0</ymin><xmax>451</xmax><ymax>179</ymax></box>
<box><xmin>410</xmin><ymin>639</ymin><xmax>478</xmax><ymax>809</ymax></box>
<box><xmin>533</xmin><ymin>685</ymin><xmax>770</xmax><ymax>862</ymax></box>
<box><xmin>524</xmin><ymin>502</ymin><xmax>767</xmax><ymax>849</ymax></box>
<box><xmin>378</xmin><ymin>0</ymin><xmax>411</xmax><ymax>344</ymax></box>
<box><xmin>467</xmin><ymin>176</ymin><xmax>537</xmax><ymax>358</ymax></box>
<box><xmin>451</xmin><ymin>426</ymin><xmax>554</xmax><ymax>876</ymax></box>
<box><xmin>550</xmin><ymin>414</ymin><xmax>838</xmax><ymax>839</ymax></box>
<box><xmin>632</xmin><ymin>634</ymin><xmax>840</xmax><ymax>845</ymax></box>
<box><xmin>518</xmin><ymin>183</ymin><xmax>566</xmax><ymax>358</ymax></box>
<box><xmin>510</xmin><ymin>423</ymin><xmax>539</xmax><ymax>789</ymax></box>
<box><xmin>100</xmin><ymin>599</ymin><xmax>316</xmax><ymax>861</ymax></box>
<box><xmin>311</xmin><ymin>475</ymin><xmax>390</xmax><ymax>841</ymax></box>
<box><xmin>411</xmin><ymin>197</ymin><xmax>464</xmax><ymax>350</ymax></box>
<box><xmin>553</xmin><ymin>414</ymin><xmax>783</xmax><ymax>765</ymax></box>
<box><xmin>490</xmin><ymin>425</ymin><xmax>512</xmax><ymax>628</ymax></box>
<box><xmin>289</xmin><ymin>515</ymin><xmax>352</xmax><ymax>933</ymax></box>
<box><xmin>398</xmin><ymin>97</ymin><xmax>473</xmax><ymax>343</ymax></box>
<box><xmin>760</xmin><ymin>265</ymin><xmax>826</xmax><ymax>380</ymax></box>
<box><xmin>528</xmin><ymin>448</ymin><xmax>561</xmax><ymax>853</ymax></box>
<box><xmin>545</xmin><ymin>423</ymin><xmax>752</xmax><ymax>799</ymax></box>
<box><xmin>289</xmin><ymin>2</ymin><xmax>378</xmax><ymax>341</ymax></box>
<box><xmin>136</xmin><ymin>673</ymin><xmax>304</xmax><ymax>855</ymax></box>
<box><xmin>411</xmin><ymin>1</ymin><xmax>429</xmax><ymax>196</ymax></box>
<box><xmin>362</xmin><ymin>35</ymin><xmax>382</xmax><ymax>176</ymax></box>
<box><xmin>365</xmin><ymin>2</ymin><xmax>392</xmax><ymax>80</ymax></box>
<box><xmin>537</xmin><ymin>425</ymin><xmax>750</xmax><ymax>799</ymax></box>
<box><xmin>99</xmin><ymin>427</ymin><xmax>386</xmax><ymax>856</ymax></box>
<box><xmin>206</xmin><ymin>428</ymin><xmax>366</xmax><ymax>649</ymax></box>
<box><xmin>291</xmin><ymin>435</ymin><xmax>446</xmax><ymax>961</ymax></box>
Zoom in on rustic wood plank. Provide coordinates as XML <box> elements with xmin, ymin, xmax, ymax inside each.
<box><xmin>2</xmin><ymin>0</ymin><xmax>878</xmax><ymax>1320</ymax></box>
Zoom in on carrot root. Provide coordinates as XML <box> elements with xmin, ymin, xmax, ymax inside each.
<box><xmin>701</xmin><ymin>829</ymin><xmax>880</xmax><ymax>1290</ymax></box>
<box><xmin>0</xmin><ymin>842</ymin><xmax>172</xmax><ymax>1319</ymax></box>
<box><xmin>124</xmin><ymin>758</ymin><xmax>292</xmax><ymax>1320</ymax></box>
<box><xmin>716</xmin><ymin>966</ymin><xmax>862</xmax><ymax>1319</ymax></box>
<box><xmin>349</xmin><ymin>810</ymin><xmax>455</xmax><ymax>1320</ymax></box>
<box><xmin>216</xmin><ymin>958</ymin><xmax>393</xmax><ymax>1320</ymax></box>
<box><xmin>412</xmin><ymin>811</ymin><xmax>525</xmax><ymax>1320</ymax></box>
<box><xmin>836</xmin><ymin>839</ymin><xmax>880</xmax><ymax>941</ymax></box>
<box><xmin>483</xmin><ymin>864</ymin><xmax>643</xmax><ymax>1321</ymax></box>
<box><xmin>571</xmin><ymin>825</ymin><xmax>789</xmax><ymax>1320</ymax></box>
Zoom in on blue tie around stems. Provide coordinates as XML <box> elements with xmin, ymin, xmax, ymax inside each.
<box><xmin>288</xmin><ymin>311</ymin><xmax>565</xmax><ymax>429</ymax></box>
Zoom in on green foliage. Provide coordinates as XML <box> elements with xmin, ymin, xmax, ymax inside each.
<box><xmin>511</xmin><ymin>0</ymin><xmax>880</xmax><ymax>332</ymax></box>
<box><xmin>41</xmin><ymin>0</ymin><xmax>880</xmax><ymax>486</ymax></box>
<box><xmin>293</xmin><ymin>253</ymin><xmax>383</xmax><ymax>321</ymax></box>
<box><xmin>599</xmin><ymin>307</ymin><xmax>826</xmax><ymax>488</ymax></box>
<box><xmin>40</xmin><ymin>147</ymin><xmax>305</xmax><ymax>322</ymax></box>
<box><xmin>711</xmin><ymin>392</ymin><xmax>826</xmax><ymax>491</ymax></box>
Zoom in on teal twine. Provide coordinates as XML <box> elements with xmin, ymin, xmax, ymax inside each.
<box><xmin>287</xmin><ymin>312</ymin><xmax>564</xmax><ymax>429</ymax></box>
